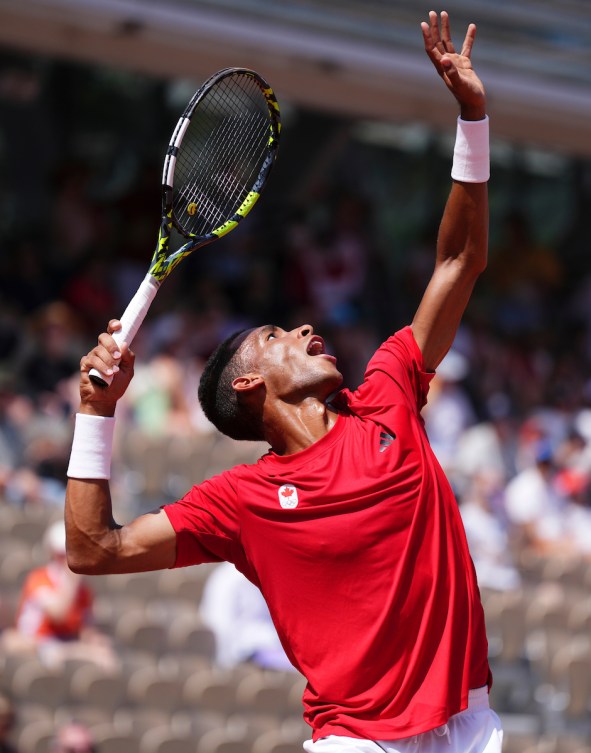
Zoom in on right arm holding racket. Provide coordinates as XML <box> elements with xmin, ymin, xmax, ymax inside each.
<box><xmin>65</xmin><ymin>68</ymin><xmax>280</xmax><ymax>575</ymax></box>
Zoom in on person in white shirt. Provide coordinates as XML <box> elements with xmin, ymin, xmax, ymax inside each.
<box><xmin>200</xmin><ymin>562</ymin><xmax>294</xmax><ymax>671</ymax></box>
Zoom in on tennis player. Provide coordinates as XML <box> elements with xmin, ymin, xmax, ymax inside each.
<box><xmin>66</xmin><ymin>11</ymin><xmax>502</xmax><ymax>753</ymax></box>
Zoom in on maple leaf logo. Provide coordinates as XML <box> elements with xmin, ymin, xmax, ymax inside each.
<box><xmin>278</xmin><ymin>484</ymin><xmax>299</xmax><ymax>509</ymax></box>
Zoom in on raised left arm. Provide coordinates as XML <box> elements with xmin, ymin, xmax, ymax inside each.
<box><xmin>411</xmin><ymin>11</ymin><xmax>488</xmax><ymax>371</ymax></box>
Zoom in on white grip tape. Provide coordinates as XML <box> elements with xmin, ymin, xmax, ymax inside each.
<box><xmin>67</xmin><ymin>413</ymin><xmax>116</xmax><ymax>479</ymax></box>
<box><xmin>451</xmin><ymin>116</ymin><xmax>490</xmax><ymax>184</ymax></box>
<box><xmin>88</xmin><ymin>274</ymin><xmax>160</xmax><ymax>386</ymax></box>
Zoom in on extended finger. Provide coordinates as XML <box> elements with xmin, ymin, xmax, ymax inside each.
<box><xmin>461</xmin><ymin>23</ymin><xmax>477</xmax><ymax>58</ymax></box>
<box><xmin>421</xmin><ymin>18</ymin><xmax>442</xmax><ymax>64</ymax></box>
<box><xmin>429</xmin><ymin>11</ymin><xmax>441</xmax><ymax>43</ymax></box>
<box><xmin>440</xmin><ymin>11</ymin><xmax>456</xmax><ymax>54</ymax></box>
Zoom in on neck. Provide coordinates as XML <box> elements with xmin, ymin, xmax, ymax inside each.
<box><xmin>265</xmin><ymin>397</ymin><xmax>339</xmax><ymax>455</ymax></box>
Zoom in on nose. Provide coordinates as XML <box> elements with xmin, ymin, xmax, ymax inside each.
<box><xmin>294</xmin><ymin>324</ymin><xmax>313</xmax><ymax>338</ymax></box>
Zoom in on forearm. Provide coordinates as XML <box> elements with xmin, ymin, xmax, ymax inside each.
<box><xmin>66</xmin><ymin>473</ymin><xmax>178</xmax><ymax>575</ymax></box>
<box><xmin>411</xmin><ymin>113</ymin><xmax>489</xmax><ymax>369</ymax></box>
<box><xmin>65</xmin><ymin>477</ymin><xmax>121</xmax><ymax>575</ymax></box>
<box><xmin>436</xmin><ymin>97</ymin><xmax>489</xmax><ymax>269</ymax></box>
<box><xmin>66</xmin><ymin>406</ymin><xmax>179</xmax><ymax>577</ymax></box>
<box><xmin>66</xmin><ymin>400</ymin><xmax>122</xmax><ymax>575</ymax></box>
<box><xmin>66</xmin><ymin>322</ymin><xmax>178</xmax><ymax>575</ymax></box>
<box><xmin>436</xmin><ymin>179</ymin><xmax>488</xmax><ymax>274</ymax></box>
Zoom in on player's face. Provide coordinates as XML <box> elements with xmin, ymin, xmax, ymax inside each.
<box><xmin>243</xmin><ymin>324</ymin><xmax>343</xmax><ymax>399</ymax></box>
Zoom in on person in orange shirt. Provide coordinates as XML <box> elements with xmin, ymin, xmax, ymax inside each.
<box><xmin>3</xmin><ymin>521</ymin><xmax>117</xmax><ymax>670</ymax></box>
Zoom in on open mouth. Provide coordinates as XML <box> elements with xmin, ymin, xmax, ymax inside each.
<box><xmin>307</xmin><ymin>336</ymin><xmax>326</xmax><ymax>356</ymax></box>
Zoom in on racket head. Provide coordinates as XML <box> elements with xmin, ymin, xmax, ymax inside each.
<box><xmin>163</xmin><ymin>68</ymin><xmax>280</xmax><ymax>244</ymax></box>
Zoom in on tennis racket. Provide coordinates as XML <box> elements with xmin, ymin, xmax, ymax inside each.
<box><xmin>89</xmin><ymin>67</ymin><xmax>281</xmax><ymax>386</ymax></box>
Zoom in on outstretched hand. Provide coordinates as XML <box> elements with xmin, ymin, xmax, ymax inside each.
<box><xmin>421</xmin><ymin>11</ymin><xmax>486</xmax><ymax>120</ymax></box>
<box><xmin>78</xmin><ymin>320</ymin><xmax>135</xmax><ymax>414</ymax></box>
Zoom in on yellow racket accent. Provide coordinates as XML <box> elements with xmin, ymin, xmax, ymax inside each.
<box><xmin>165</xmin><ymin>244</ymin><xmax>198</xmax><ymax>275</ymax></box>
<box><xmin>212</xmin><ymin>191</ymin><xmax>260</xmax><ymax>239</ymax></box>
<box><xmin>187</xmin><ymin>202</ymin><xmax>198</xmax><ymax>216</ymax></box>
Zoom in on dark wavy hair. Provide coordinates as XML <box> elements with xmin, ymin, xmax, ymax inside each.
<box><xmin>197</xmin><ymin>329</ymin><xmax>265</xmax><ymax>441</ymax></box>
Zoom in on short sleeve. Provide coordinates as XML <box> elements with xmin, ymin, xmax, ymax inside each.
<box><xmin>163</xmin><ymin>470</ymin><xmax>241</xmax><ymax>568</ymax></box>
<box><xmin>334</xmin><ymin>326</ymin><xmax>434</xmax><ymax>420</ymax></box>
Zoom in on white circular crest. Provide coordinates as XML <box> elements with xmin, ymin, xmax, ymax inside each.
<box><xmin>278</xmin><ymin>484</ymin><xmax>298</xmax><ymax>509</ymax></box>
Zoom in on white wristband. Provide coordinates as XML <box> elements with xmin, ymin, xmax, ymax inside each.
<box><xmin>451</xmin><ymin>115</ymin><xmax>490</xmax><ymax>183</ymax></box>
<box><xmin>67</xmin><ymin>414</ymin><xmax>116</xmax><ymax>480</ymax></box>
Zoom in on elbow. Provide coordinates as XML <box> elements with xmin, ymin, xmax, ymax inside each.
<box><xmin>67</xmin><ymin>556</ymin><xmax>92</xmax><ymax>576</ymax></box>
<box><xmin>463</xmin><ymin>250</ymin><xmax>487</xmax><ymax>279</ymax></box>
<box><xmin>66</xmin><ymin>534</ymin><xmax>116</xmax><ymax>576</ymax></box>
<box><xmin>473</xmin><ymin>258</ymin><xmax>487</xmax><ymax>279</ymax></box>
<box><xmin>475</xmin><ymin>236</ymin><xmax>488</xmax><ymax>276</ymax></box>
<box><xmin>67</xmin><ymin>550</ymin><xmax>104</xmax><ymax>576</ymax></box>
<box><xmin>476</xmin><ymin>250</ymin><xmax>488</xmax><ymax>275</ymax></box>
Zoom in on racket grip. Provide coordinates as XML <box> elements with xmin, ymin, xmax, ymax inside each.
<box><xmin>89</xmin><ymin>275</ymin><xmax>160</xmax><ymax>387</ymax></box>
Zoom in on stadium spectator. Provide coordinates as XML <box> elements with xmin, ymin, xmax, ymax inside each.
<box><xmin>452</xmin><ymin>392</ymin><xmax>518</xmax><ymax>497</ymax></box>
<box><xmin>20</xmin><ymin>301</ymin><xmax>83</xmax><ymax>400</ymax></box>
<box><xmin>0</xmin><ymin>388</ymin><xmax>70</xmax><ymax>508</ymax></box>
<box><xmin>423</xmin><ymin>347</ymin><xmax>476</xmax><ymax>476</ymax></box>
<box><xmin>459</xmin><ymin>470</ymin><xmax>521</xmax><ymax>592</ymax></box>
<box><xmin>487</xmin><ymin>208</ymin><xmax>565</xmax><ymax>337</ymax></box>
<box><xmin>503</xmin><ymin>439</ymin><xmax>567</xmax><ymax>555</ymax></box>
<box><xmin>200</xmin><ymin>562</ymin><xmax>295</xmax><ymax>671</ymax></box>
<box><xmin>1</xmin><ymin>521</ymin><xmax>117</xmax><ymax>670</ymax></box>
<box><xmin>555</xmin><ymin>467</ymin><xmax>591</xmax><ymax>559</ymax></box>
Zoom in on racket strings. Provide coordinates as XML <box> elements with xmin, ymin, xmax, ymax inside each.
<box><xmin>193</xmin><ymin>77</ymin><xmax>271</xmax><ymax>196</ymax></box>
<box><xmin>212</xmin><ymin>99</ymin><xmax>270</xmax><ymax>186</ymax></box>
<box><xmin>182</xmin><ymin>97</ymin><xmax>268</xmax><ymax>226</ymax></box>
<box><xmin>173</xmin><ymin>75</ymin><xmax>273</xmax><ymax>237</ymax></box>
<box><xmin>183</xmin><ymin>109</ymin><xmax>261</xmax><ymax>224</ymax></box>
<box><xmin>184</xmin><ymin>111</ymin><xmax>266</xmax><ymax>226</ymax></box>
<box><xmin>181</xmin><ymin>132</ymin><xmax>234</xmax><ymax>226</ymax></box>
<box><xmin>177</xmin><ymin>112</ymin><xmax>264</xmax><ymax>233</ymax></box>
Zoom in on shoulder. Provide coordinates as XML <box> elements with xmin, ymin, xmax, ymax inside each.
<box><xmin>338</xmin><ymin>326</ymin><xmax>434</xmax><ymax>417</ymax></box>
<box><xmin>370</xmin><ymin>326</ymin><xmax>426</xmax><ymax>370</ymax></box>
<box><xmin>167</xmin><ymin>461</ymin><xmax>261</xmax><ymax>521</ymax></box>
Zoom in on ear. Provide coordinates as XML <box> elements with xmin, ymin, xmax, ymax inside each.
<box><xmin>232</xmin><ymin>373</ymin><xmax>264</xmax><ymax>394</ymax></box>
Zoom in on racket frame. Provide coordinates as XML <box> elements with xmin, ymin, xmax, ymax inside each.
<box><xmin>150</xmin><ymin>66</ymin><xmax>281</xmax><ymax>282</ymax></box>
<box><xmin>89</xmin><ymin>67</ymin><xmax>280</xmax><ymax>386</ymax></box>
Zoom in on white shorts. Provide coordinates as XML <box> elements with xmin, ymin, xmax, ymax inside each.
<box><xmin>303</xmin><ymin>687</ymin><xmax>503</xmax><ymax>753</ymax></box>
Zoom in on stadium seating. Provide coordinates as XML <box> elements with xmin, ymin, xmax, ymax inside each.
<box><xmin>2</xmin><ymin>502</ymin><xmax>591</xmax><ymax>753</ymax></box>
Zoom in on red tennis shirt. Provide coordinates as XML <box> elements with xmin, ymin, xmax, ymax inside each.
<box><xmin>164</xmin><ymin>326</ymin><xmax>491</xmax><ymax>740</ymax></box>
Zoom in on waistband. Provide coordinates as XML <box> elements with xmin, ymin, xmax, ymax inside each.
<box><xmin>408</xmin><ymin>686</ymin><xmax>490</xmax><ymax>746</ymax></box>
<box><xmin>459</xmin><ymin>685</ymin><xmax>490</xmax><ymax>715</ymax></box>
